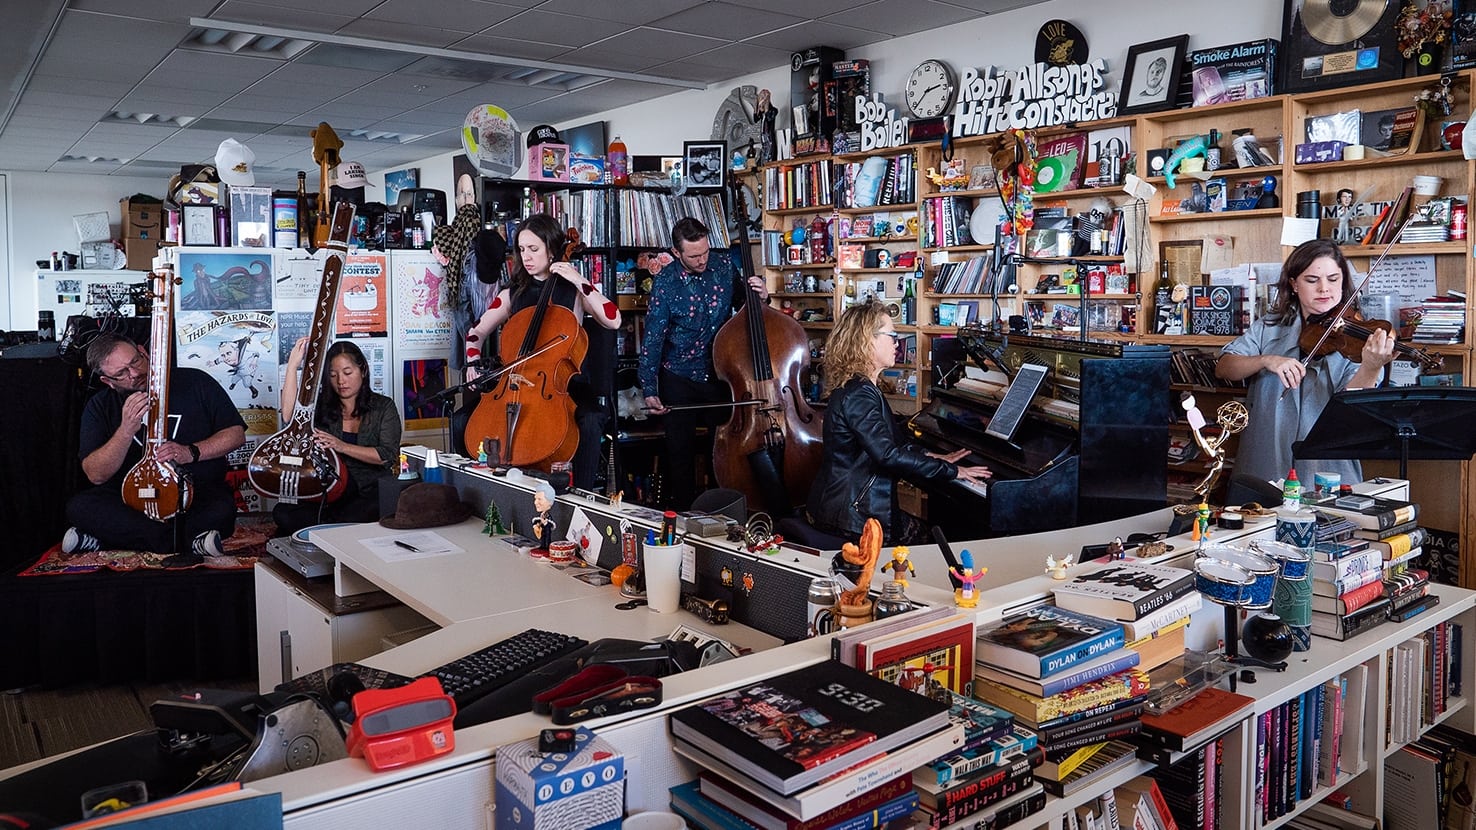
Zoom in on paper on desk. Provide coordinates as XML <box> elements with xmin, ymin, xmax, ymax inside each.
<box><xmin>363</xmin><ymin>530</ymin><xmax>464</xmax><ymax>561</ymax></box>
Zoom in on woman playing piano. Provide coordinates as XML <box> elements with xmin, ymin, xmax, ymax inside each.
<box><xmin>806</xmin><ymin>300</ymin><xmax>991</xmax><ymax>544</ymax></box>
<box><xmin>1215</xmin><ymin>238</ymin><xmax>1393</xmax><ymax>504</ymax></box>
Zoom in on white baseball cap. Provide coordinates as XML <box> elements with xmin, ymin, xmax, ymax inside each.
<box><xmin>337</xmin><ymin>160</ymin><xmax>368</xmax><ymax>188</ymax></box>
<box><xmin>215</xmin><ymin>138</ymin><xmax>255</xmax><ymax>186</ymax></box>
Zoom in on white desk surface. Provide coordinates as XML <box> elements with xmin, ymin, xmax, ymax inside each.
<box><xmin>312</xmin><ymin>518</ymin><xmax>613</xmax><ymax>627</ymax></box>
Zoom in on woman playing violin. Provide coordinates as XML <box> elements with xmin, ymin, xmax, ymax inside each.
<box><xmin>1216</xmin><ymin>239</ymin><xmax>1395</xmax><ymax>503</ymax></box>
<box><xmin>463</xmin><ymin>213</ymin><xmax>621</xmax><ymax>486</ymax></box>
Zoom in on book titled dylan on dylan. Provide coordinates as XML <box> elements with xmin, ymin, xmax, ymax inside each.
<box><xmin>976</xmin><ymin>605</ymin><xmax>1124</xmax><ymax>679</ymax></box>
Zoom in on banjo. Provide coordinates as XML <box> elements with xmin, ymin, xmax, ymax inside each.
<box><xmin>121</xmin><ymin>262</ymin><xmax>192</xmax><ymax>521</ymax></box>
<box><xmin>248</xmin><ymin>202</ymin><xmax>356</xmax><ymax>503</ymax></box>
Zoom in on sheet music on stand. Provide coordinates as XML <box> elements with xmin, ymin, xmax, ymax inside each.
<box><xmin>984</xmin><ymin>362</ymin><xmax>1047</xmax><ymax>443</ymax></box>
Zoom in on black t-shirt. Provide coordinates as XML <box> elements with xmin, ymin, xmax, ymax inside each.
<box><xmin>79</xmin><ymin>367</ymin><xmax>246</xmax><ymax>490</ymax></box>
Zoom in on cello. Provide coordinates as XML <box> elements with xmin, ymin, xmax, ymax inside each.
<box><xmin>711</xmin><ymin>180</ymin><xmax>824</xmax><ymax>516</ymax></box>
<box><xmin>461</xmin><ymin>232</ymin><xmax>589</xmax><ymax>470</ymax></box>
<box><xmin>248</xmin><ymin>203</ymin><xmax>355</xmax><ymax>503</ymax></box>
<box><xmin>122</xmin><ymin>262</ymin><xmax>192</xmax><ymax>521</ymax></box>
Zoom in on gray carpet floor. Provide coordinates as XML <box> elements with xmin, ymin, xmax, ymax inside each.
<box><xmin>0</xmin><ymin>679</ymin><xmax>259</xmax><ymax>771</ymax></box>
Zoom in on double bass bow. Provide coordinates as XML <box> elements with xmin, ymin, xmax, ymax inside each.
<box><xmin>461</xmin><ymin>231</ymin><xmax>589</xmax><ymax>469</ymax></box>
<box><xmin>122</xmin><ymin>263</ymin><xmax>191</xmax><ymax>521</ymax></box>
<box><xmin>248</xmin><ymin>203</ymin><xmax>356</xmax><ymax>503</ymax></box>
<box><xmin>711</xmin><ymin>180</ymin><xmax>824</xmax><ymax>516</ymax></box>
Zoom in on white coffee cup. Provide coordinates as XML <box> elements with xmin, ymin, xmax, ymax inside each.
<box><xmin>641</xmin><ymin>542</ymin><xmax>687</xmax><ymax>614</ymax></box>
<box><xmin>1342</xmin><ymin>144</ymin><xmax>1366</xmax><ymax>160</ymax></box>
<box><xmin>1413</xmin><ymin>175</ymin><xmax>1443</xmax><ymax>196</ymax></box>
<box><xmin>622</xmin><ymin>813</ymin><xmax>686</xmax><ymax>830</ymax></box>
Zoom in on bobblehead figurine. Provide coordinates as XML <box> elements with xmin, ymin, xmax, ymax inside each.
<box><xmin>880</xmin><ymin>546</ymin><xmax>916</xmax><ymax>588</ymax></box>
<box><xmin>950</xmin><ymin>549</ymin><xmax>986</xmax><ymax>608</ymax></box>
<box><xmin>529</xmin><ymin>481</ymin><xmax>557</xmax><ymax>557</ymax></box>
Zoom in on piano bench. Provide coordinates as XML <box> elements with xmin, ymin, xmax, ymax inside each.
<box><xmin>778</xmin><ymin>516</ymin><xmax>849</xmax><ymax>552</ymax></box>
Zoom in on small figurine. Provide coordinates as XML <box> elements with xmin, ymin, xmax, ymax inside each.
<box><xmin>529</xmin><ymin>481</ymin><xmax>557</xmax><ymax>557</ymax></box>
<box><xmin>483</xmin><ymin>500</ymin><xmax>507</xmax><ymax>536</ymax></box>
<box><xmin>880</xmin><ymin>546</ymin><xmax>916</xmax><ymax>587</ymax></box>
<box><xmin>1106</xmin><ymin>536</ymin><xmax>1125</xmax><ymax>561</ymax></box>
<box><xmin>1192</xmin><ymin>500</ymin><xmax>1212</xmax><ymax>545</ymax></box>
<box><xmin>397</xmin><ymin>452</ymin><xmax>417</xmax><ymax>480</ymax></box>
<box><xmin>1045</xmin><ymin>553</ymin><xmax>1074</xmax><ymax>580</ymax></box>
<box><xmin>837</xmin><ymin>518</ymin><xmax>883</xmax><ymax>608</ymax></box>
<box><xmin>477</xmin><ymin>439</ymin><xmax>488</xmax><ymax>467</ymax></box>
<box><xmin>950</xmin><ymin>549</ymin><xmax>986</xmax><ymax>608</ymax></box>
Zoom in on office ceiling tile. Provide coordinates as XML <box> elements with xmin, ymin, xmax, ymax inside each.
<box><xmin>829</xmin><ymin>0</ymin><xmax>981</xmax><ymax>35</ymax></box>
<box><xmin>651</xmin><ymin>3</ymin><xmax>804</xmax><ymax>41</ymax></box>
<box><xmin>204</xmin><ymin>1</ymin><xmax>357</xmax><ymax>32</ymax></box>
<box><xmin>435</xmin><ymin>35</ymin><xmax>571</xmax><ymax>62</ymax></box>
<box><xmin>729</xmin><ymin>0</ymin><xmax>874</xmax><ymax>15</ymax></box>
<box><xmin>365</xmin><ymin>0</ymin><xmax>523</xmax><ymax>31</ymax></box>
<box><xmin>556</xmin><ymin>48</ymin><xmax>672</xmax><ymax>74</ymax></box>
<box><xmin>944</xmin><ymin>0</ymin><xmax>1043</xmax><ymax>11</ymax></box>
<box><xmin>649</xmin><ymin>60</ymin><xmax>747</xmax><ymax>84</ymax></box>
<box><xmin>336</xmin><ymin>18</ymin><xmax>476</xmax><ymax>47</ymax></box>
<box><xmin>590</xmin><ymin>27</ymin><xmax>729</xmax><ymax>62</ymax></box>
<box><xmin>539</xmin><ymin>0</ymin><xmax>703</xmax><ymax>24</ymax></box>
<box><xmin>745</xmin><ymin>20</ymin><xmax>889</xmax><ymax>52</ymax></box>
<box><xmin>69</xmin><ymin>0</ymin><xmax>218</xmax><ymax>21</ymax></box>
<box><xmin>219</xmin><ymin>0</ymin><xmax>381</xmax><ymax>16</ymax></box>
<box><xmin>683</xmin><ymin>41</ymin><xmax>794</xmax><ymax>71</ymax></box>
<box><xmin>484</xmin><ymin>12</ymin><xmax>634</xmax><ymax>48</ymax></box>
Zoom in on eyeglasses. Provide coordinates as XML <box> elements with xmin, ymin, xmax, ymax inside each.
<box><xmin>101</xmin><ymin>351</ymin><xmax>146</xmax><ymax>382</ymax></box>
<box><xmin>875</xmin><ymin>331</ymin><xmax>900</xmax><ymax>341</ymax></box>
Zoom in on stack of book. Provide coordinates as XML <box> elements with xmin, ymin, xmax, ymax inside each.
<box><xmin>1410</xmin><ymin>294</ymin><xmax>1465</xmax><ymax>346</ymax></box>
<box><xmin>668</xmin><ymin>660</ymin><xmax>963</xmax><ymax>825</ymax></box>
<box><xmin>1310</xmin><ymin>497</ymin><xmax>1429</xmax><ymax>639</ymax></box>
<box><xmin>1138</xmin><ymin>686</ymin><xmax>1255</xmax><ymax>759</ymax></box>
<box><xmin>1050</xmin><ymin>561</ymin><xmax>1199</xmax><ymax>677</ymax></box>
<box><xmin>974</xmin><ymin>603</ymin><xmax>1152</xmax><ymax>795</ymax></box>
<box><xmin>910</xmin><ymin>693</ymin><xmax>1047</xmax><ymax>828</ymax></box>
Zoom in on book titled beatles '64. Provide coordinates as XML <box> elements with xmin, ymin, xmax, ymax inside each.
<box><xmin>669</xmin><ymin>659</ymin><xmax>950</xmax><ymax>795</ymax></box>
<box><xmin>976</xmin><ymin>605</ymin><xmax>1124</xmax><ymax>679</ymax></box>
<box><xmin>1051</xmin><ymin>562</ymin><xmax>1196</xmax><ymax>622</ymax></box>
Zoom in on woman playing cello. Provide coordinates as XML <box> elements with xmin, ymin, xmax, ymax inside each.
<box><xmin>463</xmin><ymin>213</ymin><xmax>621</xmax><ymax>486</ymax></box>
<box><xmin>1216</xmin><ymin>239</ymin><xmax>1395</xmax><ymax>503</ymax></box>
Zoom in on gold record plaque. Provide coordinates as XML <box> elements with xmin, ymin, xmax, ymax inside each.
<box><xmin>1281</xmin><ymin>0</ymin><xmax>1400</xmax><ymax>92</ymax></box>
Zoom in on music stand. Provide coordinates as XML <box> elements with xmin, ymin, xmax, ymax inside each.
<box><xmin>1292</xmin><ymin>387</ymin><xmax>1476</xmax><ymax>480</ymax></box>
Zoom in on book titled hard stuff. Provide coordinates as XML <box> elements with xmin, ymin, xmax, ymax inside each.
<box><xmin>668</xmin><ymin>659</ymin><xmax>950</xmax><ymax>796</ymax></box>
<box><xmin>976</xmin><ymin>605</ymin><xmax>1124</xmax><ymax>679</ymax></box>
<box><xmin>1051</xmin><ymin>562</ymin><xmax>1196</xmax><ymax>621</ymax></box>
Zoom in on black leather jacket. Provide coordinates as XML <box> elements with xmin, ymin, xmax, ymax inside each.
<box><xmin>806</xmin><ymin>376</ymin><xmax>955</xmax><ymax>542</ymax></box>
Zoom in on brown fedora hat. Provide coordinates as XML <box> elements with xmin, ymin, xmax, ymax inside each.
<box><xmin>379</xmin><ymin>483</ymin><xmax>474</xmax><ymax>529</ymax></box>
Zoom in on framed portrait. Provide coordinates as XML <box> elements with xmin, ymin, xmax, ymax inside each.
<box><xmin>181</xmin><ymin>204</ymin><xmax>219</xmax><ymax>246</ymax></box>
<box><xmin>682</xmin><ymin>140</ymin><xmax>727</xmax><ymax>193</ymax></box>
<box><xmin>1118</xmin><ymin>35</ymin><xmax>1189</xmax><ymax>115</ymax></box>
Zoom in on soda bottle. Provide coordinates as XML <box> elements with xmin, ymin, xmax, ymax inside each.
<box><xmin>607</xmin><ymin>136</ymin><xmax>629</xmax><ymax>185</ymax></box>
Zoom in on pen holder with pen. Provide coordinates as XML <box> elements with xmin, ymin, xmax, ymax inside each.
<box><xmin>640</xmin><ymin>542</ymin><xmax>689</xmax><ymax>614</ymax></box>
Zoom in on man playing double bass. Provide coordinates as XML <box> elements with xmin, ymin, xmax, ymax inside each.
<box><xmin>640</xmin><ymin>217</ymin><xmax>768</xmax><ymax>509</ymax></box>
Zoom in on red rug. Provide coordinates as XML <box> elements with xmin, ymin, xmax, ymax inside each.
<box><xmin>19</xmin><ymin>513</ymin><xmax>276</xmax><ymax>576</ymax></box>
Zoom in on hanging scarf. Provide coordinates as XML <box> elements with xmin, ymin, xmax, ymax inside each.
<box><xmin>433</xmin><ymin>202</ymin><xmax>483</xmax><ymax>299</ymax></box>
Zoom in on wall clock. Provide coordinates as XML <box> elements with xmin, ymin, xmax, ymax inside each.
<box><xmin>905</xmin><ymin>59</ymin><xmax>956</xmax><ymax>120</ymax></box>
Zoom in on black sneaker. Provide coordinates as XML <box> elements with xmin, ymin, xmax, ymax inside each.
<box><xmin>191</xmin><ymin>530</ymin><xmax>225</xmax><ymax>558</ymax></box>
<box><xmin>62</xmin><ymin>527</ymin><xmax>101</xmax><ymax>555</ymax></box>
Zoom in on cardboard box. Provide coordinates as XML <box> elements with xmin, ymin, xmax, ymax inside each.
<box><xmin>493</xmin><ymin>727</ymin><xmax>623</xmax><ymax>830</ymax></box>
<box><xmin>120</xmin><ymin>199</ymin><xmax>162</xmax><ymax>239</ymax></box>
<box><xmin>528</xmin><ymin>143</ymin><xmax>570</xmax><ymax>182</ymax></box>
<box><xmin>1294</xmin><ymin>141</ymin><xmax>1346</xmax><ymax>164</ymax></box>
<box><xmin>1187</xmin><ymin>39</ymin><xmax>1278</xmax><ymax>106</ymax></box>
<box><xmin>124</xmin><ymin>238</ymin><xmax>160</xmax><ymax>271</ymax></box>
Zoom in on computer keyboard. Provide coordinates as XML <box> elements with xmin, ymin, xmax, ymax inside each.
<box><xmin>421</xmin><ymin>628</ymin><xmax>588</xmax><ymax>711</ymax></box>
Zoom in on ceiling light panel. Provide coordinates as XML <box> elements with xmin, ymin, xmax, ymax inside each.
<box><xmin>335</xmin><ymin>18</ymin><xmax>474</xmax><ymax>48</ymax></box>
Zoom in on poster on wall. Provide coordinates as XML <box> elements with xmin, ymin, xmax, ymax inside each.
<box><xmin>393</xmin><ymin>251</ymin><xmax>453</xmax><ymax>351</ymax></box>
<box><xmin>275</xmin><ymin>253</ymin><xmax>326</xmax><ymax>305</ymax></box>
<box><xmin>402</xmin><ymin>358</ymin><xmax>450</xmax><ymax>431</ymax></box>
<box><xmin>176</xmin><ymin>251</ymin><xmax>274</xmax><ymax>311</ymax></box>
<box><xmin>336</xmin><ymin>253</ymin><xmax>388</xmax><ymax>337</ymax></box>
<box><xmin>176</xmin><ymin>309</ymin><xmax>279</xmax><ymax>435</ymax></box>
<box><xmin>355</xmin><ymin>336</ymin><xmax>391</xmax><ymax>396</ymax></box>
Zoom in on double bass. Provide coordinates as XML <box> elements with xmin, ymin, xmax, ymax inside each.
<box><xmin>711</xmin><ymin>181</ymin><xmax>824</xmax><ymax>515</ymax></box>
<box><xmin>122</xmin><ymin>263</ymin><xmax>191</xmax><ymax>521</ymax></box>
<box><xmin>461</xmin><ymin>234</ymin><xmax>589</xmax><ymax>469</ymax></box>
<box><xmin>248</xmin><ymin>203</ymin><xmax>355</xmax><ymax>503</ymax></box>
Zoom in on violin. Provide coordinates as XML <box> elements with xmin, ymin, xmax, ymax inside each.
<box><xmin>461</xmin><ymin>228</ymin><xmax>589</xmax><ymax>469</ymax></box>
<box><xmin>1299</xmin><ymin>309</ymin><xmax>1443</xmax><ymax>372</ymax></box>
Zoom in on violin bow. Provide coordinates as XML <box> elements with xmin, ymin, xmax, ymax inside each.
<box><xmin>1298</xmin><ymin>208</ymin><xmax>1427</xmax><ymax>371</ymax></box>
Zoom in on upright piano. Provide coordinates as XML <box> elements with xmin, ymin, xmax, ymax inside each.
<box><xmin>909</xmin><ymin>329</ymin><xmax>1169</xmax><ymax>538</ymax></box>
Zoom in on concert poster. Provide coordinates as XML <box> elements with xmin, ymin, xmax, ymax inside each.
<box><xmin>402</xmin><ymin>358</ymin><xmax>449</xmax><ymax>431</ymax></box>
<box><xmin>175</xmin><ymin>252</ymin><xmax>275</xmax><ymax>311</ymax></box>
<box><xmin>176</xmin><ymin>309</ymin><xmax>280</xmax><ymax>434</ymax></box>
<box><xmin>336</xmin><ymin>253</ymin><xmax>389</xmax><ymax>337</ymax></box>
<box><xmin>392</xmin><ymin>250</ymin><xmax>453</xmax><ymax>351</ymax></box>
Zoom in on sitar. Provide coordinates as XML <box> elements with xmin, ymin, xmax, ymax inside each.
<box><xmin>248</xmin><ymin>203</ymin><xmax>356</xmax><ymax>503</ymax></box>
<box><xmin>122</xmin><ymin>262</ymin><xmax>192</xmax><ymax>521</ymax></box>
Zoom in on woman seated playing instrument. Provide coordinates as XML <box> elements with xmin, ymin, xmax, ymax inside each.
<box><xmin>1216</xmin><ymin>238</ymin><xmax>1394</xmax><ymax>504</ymax></box>
<box><xmin>463</xmin><ymin>213</ymin><xmax>621</xmax><ymax>486</ymax></box>
<box><xmin>806</xmin><ymin>300</ymin><xmax>991</xmax><ymax>545</ymax></box>
<box><xmin>273</xmin><ymin>338</ymin><xmax>402</xmax><ymax>535</ymax></box>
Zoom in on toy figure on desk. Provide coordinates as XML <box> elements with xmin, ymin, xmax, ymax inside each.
<box><xmin>880</xmin><ymin>546</ymin><xmax>915</xmax><ymax>587</ymax></box>
<box><xmin>837</xmin><ymin>518</ymin><xmax>882</xmax><ymax>609</ymax></box>
<box><xmin>1045</xmin><ymin>553</ymin><xmax>1074</xmax><ymax>580</ymax></box>
<box><xmin>1192</xmin><ymin>500</ymin><xmax>1212</xmax><ymax>545</ymax></box>
<box><xmin>529</xmin><ymin>481</ymin><xmax>557</xmax><ymax>557</ymax></box>
<box><xmin>397</xmin><ymin>452</ymin><xmax>418</xmax><ymax>480</ymax></box>
<box><xmin>950</xmin><ymin>549</ymin><xmax>986</xmax><ymax>608</ymax></box>
<box><xmin>477</xmin><ymin>439</ymin><xmax>489</xmax><ymax>468</ymax></box>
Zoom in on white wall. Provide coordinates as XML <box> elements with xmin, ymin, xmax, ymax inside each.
<box><xmin>1</xmin><ymin>170</ymin><xmax>164</xmax><ymax>330</ymax></box>
<box><xmin>7</xmin><ymin>0</ymin><xmax>1285</xmax><ymax>329</ymax></box>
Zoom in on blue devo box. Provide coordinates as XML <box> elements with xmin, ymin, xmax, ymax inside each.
<box><xmin>494</xmin><ymin>726</ymin><xmax>625</xmax><ymax>830</ymax></box>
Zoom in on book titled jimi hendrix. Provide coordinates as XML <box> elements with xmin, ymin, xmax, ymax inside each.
<box><xmin>669</xmin><ymin>659</ymin><xmax>950</xmax><ymax>795</ymax></box>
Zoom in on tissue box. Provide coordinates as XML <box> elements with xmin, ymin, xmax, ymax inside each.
<box><xmin>494</xmin><ymin>727</ymin><xmax>623</xmax><ymax>830</ymax></box>
<box><xmin>1294</xmin><ymin>141</ymin><xmax>1345</xmax><ymax>164</ymax></box>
